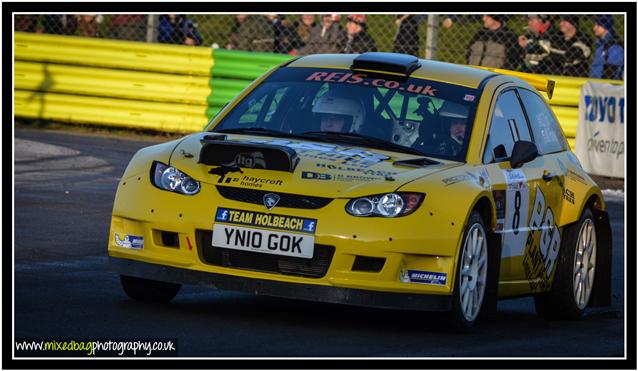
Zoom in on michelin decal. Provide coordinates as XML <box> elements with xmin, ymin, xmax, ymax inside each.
<box><xmin>400</xmin><ymin>269</ymin><xmax>447</xmax><ymax>285</ymax></box>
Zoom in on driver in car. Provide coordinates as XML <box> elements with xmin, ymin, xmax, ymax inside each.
<box><xmin>312</xmin><ymin>92</ymin><xmax>365</xmax><ymax>133</ymax></box>
<box><xmin>438</xmin><ymin>101</ymin><xmax>469</xmax><ymax>157</ymax></box>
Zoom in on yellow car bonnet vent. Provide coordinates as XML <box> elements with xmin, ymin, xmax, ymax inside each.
<box><xmin>470</xmin><ymin>65</ymin><xmax>555</xmax><ymax>100</ymax></box>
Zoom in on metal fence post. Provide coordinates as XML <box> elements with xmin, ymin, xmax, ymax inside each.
<box><xmin>146</xmin><ymin>14</ymin><xmax>158</xmax><ymax>43</ymax></box>
<box><xmin>424</xmin><ymin>14</ymin><xmax>439</xmax><ymax>60</ymax></box>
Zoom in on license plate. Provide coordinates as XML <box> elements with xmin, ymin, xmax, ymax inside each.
<box><xmin>212</xmin><ymin>224</ymin><xmax>315</xmax><ymax>259</ymax></box>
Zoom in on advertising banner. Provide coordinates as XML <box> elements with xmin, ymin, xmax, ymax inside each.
<box><xmin>574</xmin><ymin>82</ymin><xmax>625</xmax><ymax>178</ymax></box>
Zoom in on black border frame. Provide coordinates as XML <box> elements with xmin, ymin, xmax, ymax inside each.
<box><xmin>4</xmin><ymin>2</ymin><xmax>636</xmax><ymax>369</ymax></box>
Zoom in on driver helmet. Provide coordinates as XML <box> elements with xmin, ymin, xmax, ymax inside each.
<box><xmin>439</xmin><ymin>101</ymin><xmax>469</xmax><ymax>143</ymax></box>
<box><xmin>312</xmin><ymin>92</ymin><xmax>365</xmax><ymax>132</ymax></box>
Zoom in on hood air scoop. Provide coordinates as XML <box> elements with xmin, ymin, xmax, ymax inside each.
<box><xmin>199</xmin><ymin>140</ymin><xmax>300</xmax><ymax>172</ymax></box>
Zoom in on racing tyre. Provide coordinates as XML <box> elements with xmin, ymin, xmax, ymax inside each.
<box><xmin>449</xmin><ymin>210</ymin><xmax>491</xmax><ymax>331</ymax></box>
<box><xmin>534</xmin><ymin>208</ymin><xmax>596</xmax><ymax>319</ymax></box>
<box><xmin>120</xmin><ymin>275</ymin><xmax>181</xmax><ymax>303</ymax></box>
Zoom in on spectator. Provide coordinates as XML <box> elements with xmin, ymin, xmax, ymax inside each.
<box><xmin>226</xmin><ymin>14</ymin><xmax>274</xmax><ymax>52</ymax></box>
<box><xmin>292</xmin><ymin>14</ymin><xmax>316</xmax><ymax>50</ymax></box>
<box><xmin>266</xmin><ymin>14</ymin><xmax>301</xmax><ymax>54</ymax></box>
<box><xmin>393</xmin><ymin>14</ymin><xmax>425</xmax><ymax>56</ymax></box>
<box><xmin>76</xmin><ymin>15</ymin><xmax>101</xmax><ymax>38</ymax></box>
<box><xmin>15</xmin><ymin>15</ymin><xmax>38</xmax><ymax>32</ymax></box>
<box><xmin>467</xmin><ymin>15</ymin><xmax>520</xmax><ymax>69</ymax></box>
<box><xmin>108</xmin><ymin>14</ymin><xmax>146</xmax><ymax>41</ymax></box>
<box><xmin>590</xmin><ymin>15</ymin><xmax>624</xmax><ymax>80</ymax></box>
<box><xmin>555</xmin><ymin>15</ymin><xmax>592</xmax><ymax>77</ymax></box>
<box><xmin>441</xmin><ymin>14</ymin><xmax>482</xmax><ymax>29</ymax></box>
<box><xmin>300</xmin><ymin>14</ymin><xmax>346</xmax><ymax>55</ymax></box>
<box><xmin>158</xmin><ymin>14</ymin><xmax>203</xmax><ymax>45</ymax></box>
<box><xmin>33</xmin><ymin>15</ymin><xmax>77</xmax><ymax>35</ymax></box>
<box><xmin>518</xmin><ymin>15</ymin><xmax>562</xmax><ymax>74</ymax></box>
<box><xmin>343</xmin><ymin>14</ymin><xmax>377</xmax><ymax>53</ymax></box>
<box><xmin>225</xmin><ymin>14</ymin><xmax>244</xmax><ymax>49</ymax></box>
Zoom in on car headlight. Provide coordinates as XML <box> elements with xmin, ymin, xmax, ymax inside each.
<box><xmin>346</xmin><ymin>193</ymin><xmax>424</xmax><ymax>217</ymax></box>
<box><xmin>151</xmin><ymin>161</ymin><xmax>200</xmax><ymax>195</ymax></box>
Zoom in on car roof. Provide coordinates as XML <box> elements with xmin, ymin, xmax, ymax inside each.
<box><xmin>287</xmin><ymin>54</ymin><xmax>497</xmax><ymax>89</ymax></box>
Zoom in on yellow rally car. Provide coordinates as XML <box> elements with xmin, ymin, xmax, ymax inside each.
<box><xmin>108</xmin><ymin>52</ymin><xmax>612</xmax><ymax>329</ymax></box>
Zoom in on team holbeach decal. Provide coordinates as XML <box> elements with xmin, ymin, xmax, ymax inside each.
<box><xmin>496</xmin><ymin>169</ymin><xmax>562</xmax><ymax>289</ymax></box>
<box><xmin>215</xmin><ymin>207</ymin><xmax>317</xmax><ymax>234</ymax></box>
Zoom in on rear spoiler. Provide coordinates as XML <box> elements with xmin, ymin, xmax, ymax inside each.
<box><xmin>470</xmin><ymin>66</ymin><xmax>555</xmax><ymax>100</ymax></box>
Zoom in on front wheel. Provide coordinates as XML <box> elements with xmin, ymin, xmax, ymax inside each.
<box><xmin>449</xmin><ymin>211</ymin><xmax>490</xmax><ymax>331</ymax></box>
<box><xmin>120</xmin><ymin>275</ymin><xmax>181</xmax><ymax>303</ymax></box>
<box><xmin>534</xmin><ymin>208</ymin><xmax>597</xmax><ymax>319</ymax></box>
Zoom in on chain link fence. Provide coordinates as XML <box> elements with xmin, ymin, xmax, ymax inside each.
<box><xmin>14</xmin><ymin>14</ymin><xmax>625</xmax><ymax>80</ymax></box>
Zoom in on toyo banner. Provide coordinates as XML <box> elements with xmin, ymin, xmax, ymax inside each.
<box><xmin>574</xmin><ymin>82</ymin><xmax>625</xmax><ymax>178</ymax></box>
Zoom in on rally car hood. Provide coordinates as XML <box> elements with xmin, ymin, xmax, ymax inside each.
<box><xmin>169</xmin><ymin>133</ymin><xmax>462</xmax><ymax>198</ymax></box>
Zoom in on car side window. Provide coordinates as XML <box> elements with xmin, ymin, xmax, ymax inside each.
<box><xmin>483</xmin><ymin>90</ymin><xmax>532</xmax><ymax>163</ymax></box>
<box><xmin>518</xmin><ymin>88</ymin><xmax>569</xmax><ymax>154</ymax></box>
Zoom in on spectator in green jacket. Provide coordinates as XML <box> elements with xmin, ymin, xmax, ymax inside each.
<box><xmin>226</xmin><ymin>14</ymin><xmax>274</xmax><ymax>52</ymax></box>
<box><xmin>467</xmin><ymin>15</ymin><xmax>521</xmax><ymax>70</ymax></box>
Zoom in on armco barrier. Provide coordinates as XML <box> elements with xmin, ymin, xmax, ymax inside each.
<box><xmin>15</xmin><ymin>32</ymin><xmax>213</xmax><ymax>75</ymax></box>
<box><xmin>13</xmin><ymin>32</ymin><xmax>288</xmax><ymax>132</ymax></box>
<box><xmin>14</xmin><ymin>90</ymin><xmax>209</xmax><ymax>132</ymax></box>
<box><xmin>14</xmin><ymin>32</ymin><xmax>622</xmax><ymax>148</ymax></box>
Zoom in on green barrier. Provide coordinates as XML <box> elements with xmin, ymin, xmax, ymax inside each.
<box><xmin>212</xmin><ymin>48</ymin><xmax>293</xmax><ymax>64</ymax></box>
<box><xmin>14</xmin><ymin>32</ymin><xmax>623</xmax><ymax>146</ymax></box>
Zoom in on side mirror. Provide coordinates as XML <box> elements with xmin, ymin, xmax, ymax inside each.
<box><xmin>510</xmin><ymin>140</ymin><xmax>538</xmax><ymax>168</ymax></box>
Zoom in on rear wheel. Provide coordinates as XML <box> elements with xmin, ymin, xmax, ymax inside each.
<box><xmin>450</xmin><ymin>211</ymin><xmax>490</xmax><ymax>331</ymax></box>
<box><xmin>120</xmin><ymin>275</ymin><xmax>181</xmax><ymax>303</ymax></box>
<box><xmin>534</xmin><ymin>208</ymin><xmax>596</xmax><ymax>319</ymax></box>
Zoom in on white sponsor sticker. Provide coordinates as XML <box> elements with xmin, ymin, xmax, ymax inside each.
<box><xmin>501</xmin><ymin>169</ymin><xmax>530</xmax><ymax>258</ymax></box>
<box><xmin>114</xmin><ymin>233</ymin><xmax>144</xmax><ymax>250</ymax></box>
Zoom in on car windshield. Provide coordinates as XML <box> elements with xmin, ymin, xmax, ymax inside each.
<box><xmin>211</xmin><ymin>67</ymin><xmax>480</xmax><ymax>161</ymax></box>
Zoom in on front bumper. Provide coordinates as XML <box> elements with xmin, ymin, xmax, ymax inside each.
<box><xmin>110</xmin><ymin>257</ymin><xmax>452</xmax><ymax>312</ymax></box>
<box><xmin>109</xmin><ymin>174</ymin><xmax>466</xmax><ymax>301</ymax></box>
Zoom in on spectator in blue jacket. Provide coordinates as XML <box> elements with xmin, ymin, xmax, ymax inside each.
<box><xmin>158</xmin><ymin>14</ymin><xmax>203</xmax><ymax>46</ymax></box>
<box><xmin>590</xmin><ymin>15</ymin><xmax>624</xmax><ymax>80</ymax></box>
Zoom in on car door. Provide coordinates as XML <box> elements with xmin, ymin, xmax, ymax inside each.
<box><xmin>481</xmin><ymin>88</ymin><xmax>563</xmax><ymax>295</ymax></box>
<box><xmin>516</xmin><ymin>88</ymin><xmax>571</xmax><ymax>290</ymax></box>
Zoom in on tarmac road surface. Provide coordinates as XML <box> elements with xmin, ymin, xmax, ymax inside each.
<box><xmin>13</xmin><ymin>127</ymin><xmax>626</xmax><ymax>358</ymax></box>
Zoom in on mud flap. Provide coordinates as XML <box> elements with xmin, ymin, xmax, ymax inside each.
<box><xmin>481</xmin><ymin>230</ymin><xmax>502</xmax><ymax>318</ymax></box>
<box><xmin>589</xmin><ymin>209</ymin><xmax>612</xmax><ymax>307</ymax></box>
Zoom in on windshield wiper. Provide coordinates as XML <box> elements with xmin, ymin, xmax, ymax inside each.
<box><xmin>300</xmin><ymin>131</ymin><xmax>424</xmax><ymax>156</ymax></box>
<box><xmin>214</xmin><ymin>127</ymin><xmax>307</xmax><ymax>140</ymax></box>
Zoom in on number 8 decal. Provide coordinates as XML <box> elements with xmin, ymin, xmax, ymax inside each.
<box><xmin>501</xmin><ymin>169</ymin><xmax>530</xmax><ymax>258</ymax></box>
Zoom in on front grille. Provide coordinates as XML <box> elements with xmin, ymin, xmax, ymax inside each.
<box><xmin>196</xmin><ymin>230</ymin><xmax>334</xmax><ymax>278</ymax></box>
<box><xmin>216</xmin><ymin>186</ymin><xmax>332</xmax><ymax>209</ymax></box>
